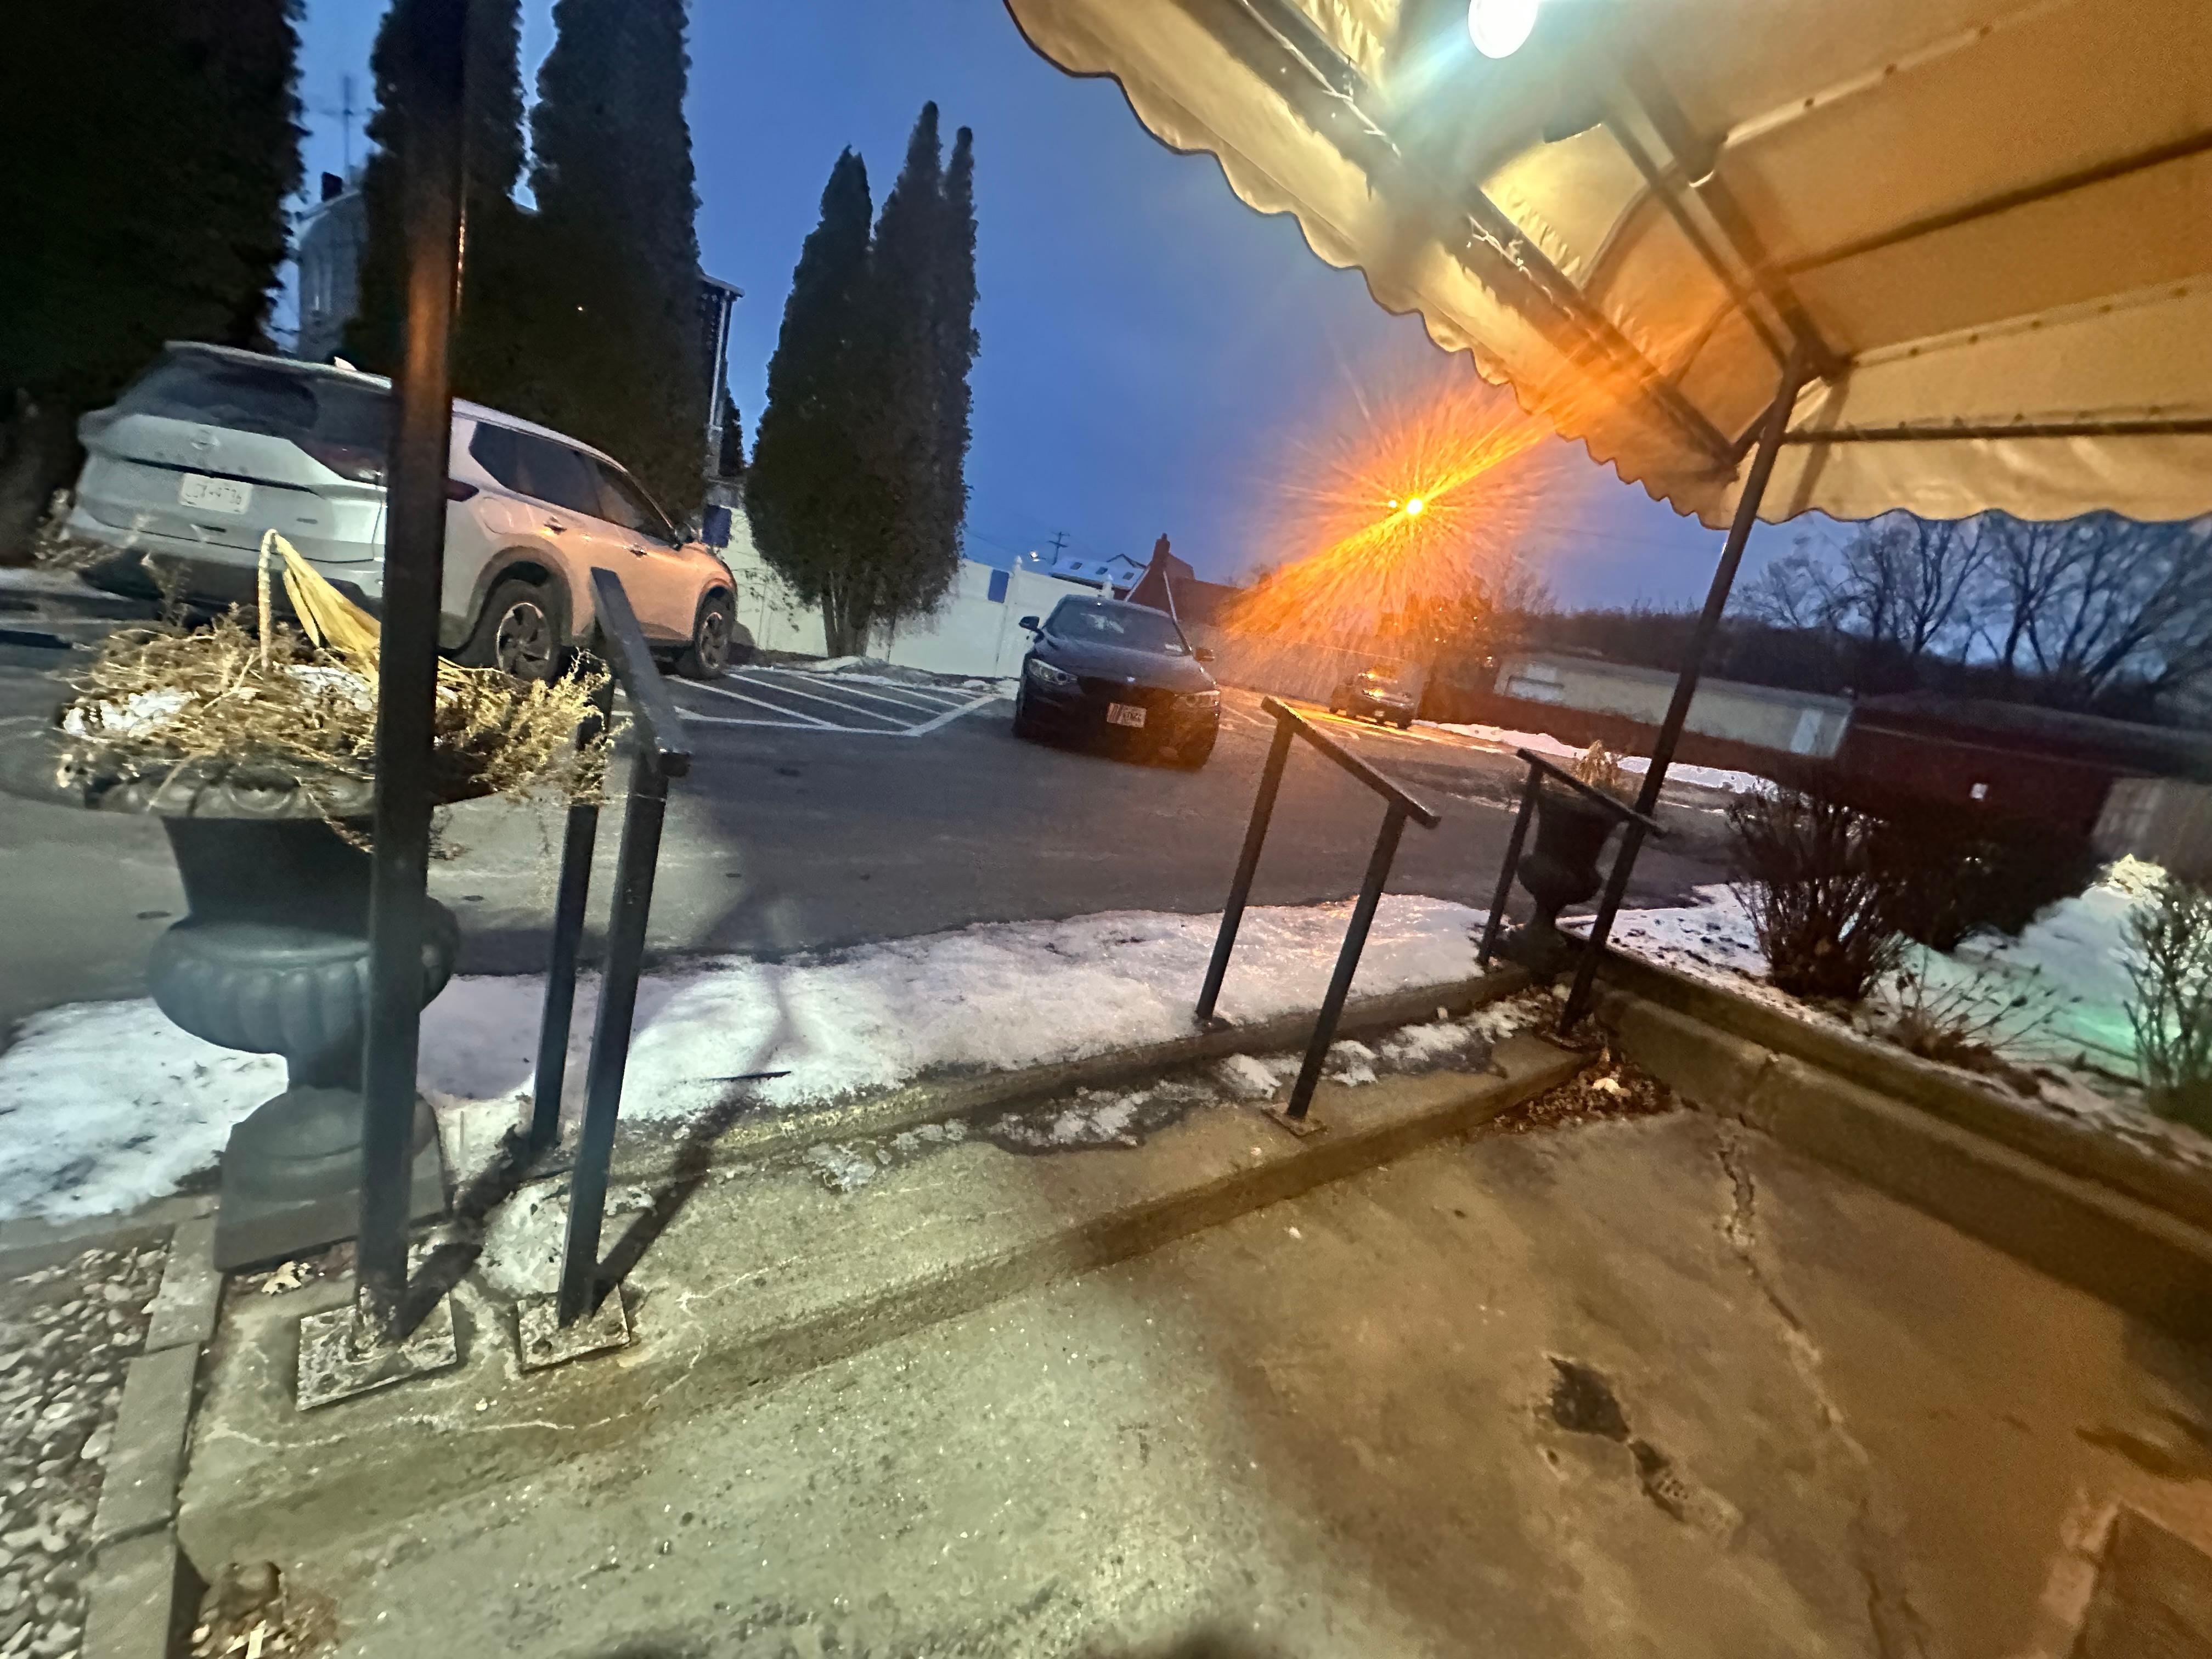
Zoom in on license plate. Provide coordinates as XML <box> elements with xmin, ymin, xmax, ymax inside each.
<box><xmin>1106</xmin><ymin>702</ymin><xmax>1147</xmax><ymax>729</ymax></box>
<box><xmin>179</xmin><ymin>473</ymin><xmax>252</xmax><ymax>515</ymax></box>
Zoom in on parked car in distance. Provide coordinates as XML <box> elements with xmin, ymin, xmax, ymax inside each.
<box><xmin>1329</xmin><ymin>668</ymin><xmax>1418</xmax><ymax>729</ymax></box>
<box><xmin>1011</xmin><ymin>597</ymin><xmax>1220</xmax><ymax>768</ymax></box>
<box><xmin>65</xmin><ymin>342</ymin><xmax>738</xmax><ymax>682</ymax></box>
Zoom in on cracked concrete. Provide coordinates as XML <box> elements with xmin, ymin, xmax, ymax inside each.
<box><xmin>217</xmin><ymin>1107</ymin><xmax>2212</xmax><ymax>1657</ymax></box>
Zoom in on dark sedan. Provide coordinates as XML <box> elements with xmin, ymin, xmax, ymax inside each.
<box><xmin>1328</xmin><ymin>668</ymin><xmax>1418</xmax><ymax>729</ymax></box>
<box><xmin>1011</xmin><ymin>597</ymin><xmax>1220</xmax><ymax>767</ymax></box>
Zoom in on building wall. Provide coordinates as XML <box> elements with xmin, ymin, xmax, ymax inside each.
<box><xmin>1494</xmin><ymin>652</ymin><xmax>1850</xmax><ymax>756</ymax></box>
<box><xmin>295</xmin><ymin>189</ymin><xmax>368</xmax><ymax>364</ymax></box>
<box><xmin>1833</xmin><ymin>723</ymin><xmax>2116</xmax><ymax>833</ymax></box>
<box><xmin>875</xmin><ymin>562</ymin><xmax>1099</xmax><ymax>679</ymax></box>
<box><xmin>715</xmin><ymin>511</ymin><xmax>828</xmax><ymax>658</ymax></box>
<box><xmin>713</xmin><ymin>516</ymin><xmax>1098</xmax><ymax>677</ymax></box>
<box><xmin>2097</xmin><ymin>778</ymin><xmax>2212</xmax><ymax>881</ymax></box>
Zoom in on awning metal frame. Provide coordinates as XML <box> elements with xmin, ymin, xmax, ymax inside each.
<box><xmin>1207</xmin><ymin>0</ymin><xmax>1740</xmax><ymax>465</ymax></box>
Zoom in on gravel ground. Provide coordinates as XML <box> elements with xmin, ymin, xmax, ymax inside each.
<box><xmin>0</xmin><ymin>1243</ymin><xmax>167</xmax><ymax>1659</ymax></box>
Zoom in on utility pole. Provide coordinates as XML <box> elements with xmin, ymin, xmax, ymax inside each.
<box><xmin>1047</xmin><ymin>530</ymin><xmax>1070</xmax><ymax>564</ymax></box>
<box><xmin>316</xmin><ymin>74</ymin><xmax>360</xmax><ymax>177</ymax></box>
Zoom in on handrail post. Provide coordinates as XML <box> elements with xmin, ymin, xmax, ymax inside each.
<box><xmin>554</xmin><ymin>738</ymin><xmax>670</xmax><ymax>1325</ymax></box>
<box><xmin>1479</xmin><ymin>767</ymin><xmax>1540</xmax><ymax>966</ymax></box>
<box><xmin>529</xmin><ymin>669</ymin><xmax>611</xmax><ymax>1156</ymax></box>
<box><xmin>352</xmin><ymin>0</ymin><xmax>467</xmax><ymax>1345</ymax></box>
<box><xmin>1283</xmin><ymin>803</ymin><xmax>1410</xmax><ymax>1121</ymax></box>
<box><xmin>1195</xmin><ymin>713</ymin><xmax>1294</xmax><ymax>1026</ymax></box>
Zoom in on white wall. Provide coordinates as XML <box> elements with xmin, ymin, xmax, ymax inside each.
<box><xmin>714</xmin><ymin>514</ymin><xmax>1102</xmax><ymax>678</ymax></box>
<box><xmin>1496</xmin><ymin>652</ymin><xmax>1851</xmax><ymax>756</ymax></box>
<box><xmin>717</xmin><ymin>511</ymin><xmax>828</xmax><ymax>658</ymax></box>
<box><xmin>874</xmin><ymin>561</ymin><xmax>1098</xmax><ymax>680</ymax></box>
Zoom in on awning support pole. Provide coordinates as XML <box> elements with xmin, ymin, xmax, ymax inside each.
<box><xmin>352</xmin><ymin>0</ymin><xmax>469</xmax><ymax>1342</ymax></box>
<box><xmin>1560</xmin><ymin>345</ymin><xmax>1807</xmax><ymax>1029</ymax></box>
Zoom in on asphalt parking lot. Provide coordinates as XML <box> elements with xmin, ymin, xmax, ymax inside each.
<box><xmin>0</xmin><ymin>587</ymin><xmax>1734</xmax><ymax>1030</ymax></box>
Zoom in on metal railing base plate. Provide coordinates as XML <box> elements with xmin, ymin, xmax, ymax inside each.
<box><xmin>516</xmin><ymin>1289</ymin><xmax>631</xmax><ymax>1372</ymax></box>
<box><xmin>295</xmin><ymin>1296</ymin><xmax>458</xmax><ymax>1412</ymax></box>
<box><xmin>1257</xmin><ymin>1104</ymin><xmax>1328</xmax><ymax>1140</ymax></box>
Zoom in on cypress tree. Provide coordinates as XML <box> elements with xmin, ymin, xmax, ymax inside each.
<box><xmin>0</xmin><ymin>0</ymin><xmax>301</xmax><ymax>560</ymax></box>
<box><xmin>526</xmin><ymin>0</ymin><xmax>707</xmax><ymax>518</ymax></box>
<box><xmin>716</xmin><ymin>394</ymin><xmax>746</xmax><ymax>481</ymax></box>
<box><xmin>748</xmin><ymin>151</ymin><xmax>883</xmax><ymax>657</ymax></box>
<box><xmin>850</xmin><ymin>105</ymin><xmax>956</xmax><ymax>628</ymax></box>
<box><xmin>929</xmin><ymin>126</ymin><xmax>980</xmax><ymax>586</ymax></box>
<box><xmin>345</xmin><ymin>0</ymin><xmax>529</xmax><ymax>397</ymax></box>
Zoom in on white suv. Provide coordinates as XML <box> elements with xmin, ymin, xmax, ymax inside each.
<box><xmin>64</xmin><ymin>342</ymin><xmax>738</xmax><ymax>680</ymax></box>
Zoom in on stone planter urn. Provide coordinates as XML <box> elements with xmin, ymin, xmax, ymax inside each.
<box><xmin>1510</xmin><ymin>782</ymin><xmax>1622</xmax><ymax>977</ymax></box>
<box><xmin>5</xmin><ymin>736</ymin><xmax>457</xmax><ymax>1269</ymax></box>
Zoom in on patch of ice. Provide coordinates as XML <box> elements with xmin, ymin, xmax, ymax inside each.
<box><xmin>1324</xmin><ymin>1041</ymin><xmax>1378</xmax><ymax>1087</ymax></box>
<box><xmin>1376</xmin><ymin>1021</ymin><xmax>1477</xmax><ymax>1069</ymax></box>
<box><xmin>1211</xmin><ymin>1053</ymin><xmax>1279</xmax><ymax>1101</ymax></box>
<box><xmin>804</xmin><ymin>1142</ymin><xmax>881</xmax><ymax>1194</ymax></box>
<box><xmin>474</xmin><ymin>1179</ymin><xmax>571</xmax><ymax>1297</ymax></box>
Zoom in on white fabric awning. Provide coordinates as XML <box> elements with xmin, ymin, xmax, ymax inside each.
<box><xmin>1002</xmin><ymin>0</ymin><xmax>2212</xmax><ymax>527</ymax></box>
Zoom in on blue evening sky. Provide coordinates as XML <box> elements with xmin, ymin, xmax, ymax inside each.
<box><xmin>289</xmin><ymin>1</ymin><xmax>1833</xmax><ymax>607</ymax></box>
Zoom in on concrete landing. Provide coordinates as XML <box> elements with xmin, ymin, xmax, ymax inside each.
<box><xmin>180</xmin><ymin>1030</ymin><xmax>1584</xmax><ymax>1568</ymax></box>
<box><xmin>244</xmin><ymin>1107</ymin><xmax>2212</xmax><ymax>1658</ymax></box>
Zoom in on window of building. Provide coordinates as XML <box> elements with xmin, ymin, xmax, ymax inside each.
<box><xmin>987</xmin><ymin>568</ymin><xmax>1009</xmax><ymax>604</ymax></box>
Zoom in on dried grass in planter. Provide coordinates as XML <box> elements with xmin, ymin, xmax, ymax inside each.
<box><xmin>54</xmin><ymin>532</ymin><xmax>609</xmax><ymax>823</ymax></box>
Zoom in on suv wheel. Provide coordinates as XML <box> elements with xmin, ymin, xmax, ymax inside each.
<box><xmin>462</xmin><ymin>578</ymin><xmax>564</xmax><ymax>683</ymax></box>
<box><xmin>674</xmin><ymin>592</ymin><xmax>735</xmax><ymax>679</ymax></box>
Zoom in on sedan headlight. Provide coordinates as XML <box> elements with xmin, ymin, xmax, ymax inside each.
<box><xmin>1182</xmin><ymin>689</ymin><xmax>1220</xmax><ymax>708</ymax></box>
<box><xmin>1026</xmin><ymin>657</ymin><xmax>1078</xmax><ymax>690</ymax></box>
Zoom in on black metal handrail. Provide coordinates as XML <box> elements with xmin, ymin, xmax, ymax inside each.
<box><xmin>1475</xmin><ymin>748</ymin><xmax>1664</xmax><ymax>970</ymax></box>
<box><xmin>1197</xmin><ymin>697</ymin><xmax>1441</xmax><ymax>1124</ymax></box>
<box><xmin>526</xmin><ymin>568</ymin><xmax>692</xmax><ymax>1326</ymax></box>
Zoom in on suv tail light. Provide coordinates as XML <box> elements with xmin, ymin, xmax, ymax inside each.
<box><xmin>295</xmin><ymin>438</ymin><xmax>387</xmax><ymax>484</ymax></box>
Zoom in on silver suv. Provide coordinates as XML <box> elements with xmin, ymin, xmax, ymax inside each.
<box><xmin>65</xmin><ymin>343</ymin><xmax>738</xmax><ymax>680</ymax></box>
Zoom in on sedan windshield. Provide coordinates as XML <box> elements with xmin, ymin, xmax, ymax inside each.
<box><xmin>1046</xmin><ymin>600</ymin><xmax>1188</xmax><ymax>655</ymax></box>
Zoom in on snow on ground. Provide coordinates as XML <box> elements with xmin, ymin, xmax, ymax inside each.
<box><xmin>1416</xmin><ymin>719</ymin><xmax>1773</xmax><ymax>795</ymax></box>
<box><xmin>0</xmin><ymin>895</ymin><xmax>1491</xmax><ymax>1222</ymax></box>
<box><xmin>1598</xmin><ymin>861</ymin><xmax>2211</xmax><ymax>1168</ymax></box>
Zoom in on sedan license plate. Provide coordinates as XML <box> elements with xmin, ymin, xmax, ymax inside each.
<box><xmin>1105</xmin><ymin>702</ymin><xmax>1147</xmax><ymax>729</ymax></box>
<box><xmin>179</xmin><ymin>473</ymin><xmax>252</xmax><ymax>515</ymax></box>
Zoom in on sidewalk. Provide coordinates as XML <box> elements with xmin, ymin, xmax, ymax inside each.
<box><xmin>190</xmin><ymin>1068</ymin><xmax>2212</xmax><ymax>1658</ymax></box>
<box><xmin>179</xmin><ymin>995</ymin><xmax>1573</xmax><ymax>1567</ymax></box>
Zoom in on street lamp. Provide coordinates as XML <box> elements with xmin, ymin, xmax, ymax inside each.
<box><xmin>1467</xmin><ymin>0</ymin><xmax>1541</xmax><ymax>58</ymax></box>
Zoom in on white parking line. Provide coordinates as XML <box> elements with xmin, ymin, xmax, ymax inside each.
<box><xmin>719</xmin><ymin>673</ymin><xmax>934</xmax><ymax>725</ymax></box>
<box><xmin>675</xmin><ymin>689</ymin><xmax>1003</xmax><ymax>737</ymax></box>
<box><xmin>740</xmin><ymin>668</ymin><xmax>968</xmax><ymax>713</ymax></box>
<box><xmin>665</xmin><ymin>667</ymin><xmax>1006</xmax><ymax>738</ymax></box>
<box><xmin>677</xmin><ymin>678</ymin><xmax>844</xmax><ymax>726</ymax></box>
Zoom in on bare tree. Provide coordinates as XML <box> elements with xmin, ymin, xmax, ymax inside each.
<box><xmin>1739</xmin><ymin>544</ymin><xmax>1843</xmax><ymax>631</ymax></box>
<box><xmin>1977</xmin><ymin>515</ymin><xmax>2086</xmax><ymax>679</ymax></box>
<box><xmin>2017</xmin><ymin>516</ymin><xmax>2212</xmax><ymax>706</ymax></box>
<box><xmin>1740</xmin><ymin>517</ymin><xmax>1985</xmax><ymax>667</ymax></box>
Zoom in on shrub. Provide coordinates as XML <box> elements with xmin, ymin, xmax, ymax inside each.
<box><xmin>1864</xmin><ymin>798</ymin><xmax>2097</xmax><ymax>952</ymax></box>
<box><xmin>2127</xmin><ymin>873</ymin><xmax>2212</xmax><ymax>1131</ymax></box>
<box><xmin>1728</xmin><ymin>787</ymin><xmax>1905</xmax><ymax>1002</ymax></box>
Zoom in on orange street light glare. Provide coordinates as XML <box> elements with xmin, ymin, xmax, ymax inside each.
<box><xmin>1229</xmin><ymin>368</ymin><xmax>1555</xmax><ymax>644</ymax></box>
